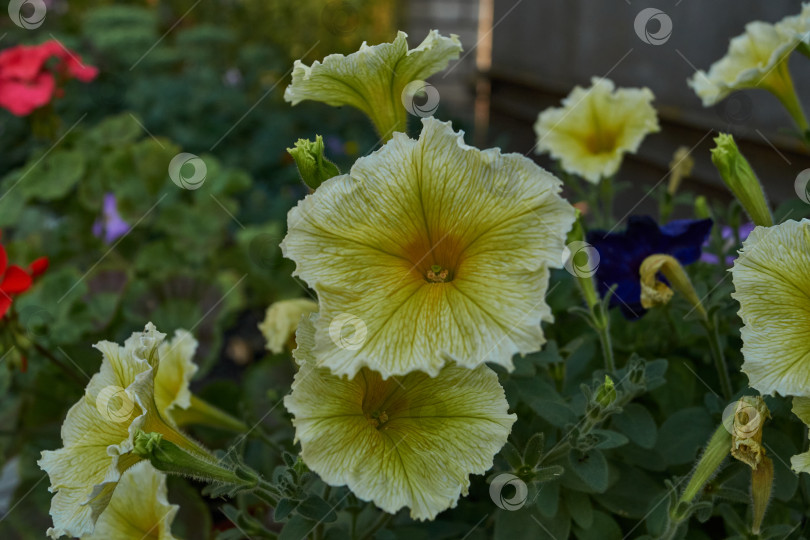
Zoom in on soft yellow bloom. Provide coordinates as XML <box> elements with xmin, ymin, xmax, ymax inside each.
<box><xmin>154</xmin><ymin>330</ymin><xmax>198</xmax><ymax>424</ymax></box>
<box><xmin>731</xmin><ymin>220</ymin><xmax>810</xmax><ymax>396</ymax></box>
<box><xmin>284</xmin><ymin>30</ymin><xmax>462</xmax><ymax>138</ymax></box>
<box><xmin>284</xmin><ymin>315</ymin><xmax>516</xmax><ymax>521</ymax></box>
<box><xmin>38</xmin><ymin>324</ymin><xmax>209</xmax><ymax>539</ymax></box>
<box><xmin>82</xmin><ymin>461</ymin><xmax>178</xmax><ymax>540</ymax></box>
<box><xmin>258</xmin><ymin>298</ymin><xmax>319</xmax><ymax>354</ymax></box>
<box><xmin>791</xmin><ymin>397</ymin><xmax>810</xmax><ymax>474</ymax></box>
<box><xmin>689</xmin><ymin>7</ymin><xmax>809</xmax><ymax>130</ymax></box>
<box><xmin>282</xmin><ymin>117</ymin><xmax>575</xmax><ymax>378</ymax></box>
<box><xmin>533</xmin><ymin>77</ymin><xmax>660</xmax><ymax>183</ymax></box>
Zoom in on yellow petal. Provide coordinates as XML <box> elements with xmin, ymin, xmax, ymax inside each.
<box><xmin>533</xmin><ymin>77</ymin><xmax>659</xmax><ymax>183</ymax></box>
<box><xmin>731</xmin><ymin>220</ymin><xmax>810</xmax><ymax>397</ymax></box>
<box><xmin>284</xmin><ymin>30</ymin><xmax>462</xmax><ymax>137</ymax></box>
<box><xmin>154</xmin><ymin>330</ymin><xmax>199</xmax><ymax>423</ymax></box>
<box><xmin>282</xmin><ymin>117</ymin><xmax>575</xmax><ymax>378</ymax></box>
<box><xmin>791</xmin><ymin>397</ymin><xmax>810</xmax><ymax>474</ymax></box>
<box><xmin>82</xmin><ymin>462</ymin><xmax>178</xmax><ymax>540</ymax></box>
<box><xmin>258</xmin><ymin>298</ymin><xmax>319</xmax><ymax>354</ymax></box>
<box><xmin>284</xmin><ymin>315</ymin><xmax>516</xmax><ymax>520</ymax></box>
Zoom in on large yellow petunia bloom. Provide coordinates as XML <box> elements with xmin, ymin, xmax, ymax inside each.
<box><xmin>533</xmin><ymin>77</ymin><xmax>660</xmax><ymax>184</ymax></box>
<box><xmin>282</xmin><ymin>117</ymin><xmax>575</xmax><ymax>378</ymax></box>
<box><xmin>689</xmin><ymin>6</ymin><xmax>810</xmax><ymax>130</ymax></box>
<box><xmin>284</xmin><ymin>30</ymin><xmax>462</xmax><ymax>138</ymax></box>
<box><xmin>284</xmin><ymin>315</ymin><xmax>516</xmax><ymax>520</ymax></box>
<box><xmin>38</xmin><ymin>324</ymin><xmax>210</xmax><ymax>539</ymax></box>
<box><xmin>731</xmin><ymin>219</ymin><xmax>810</xmax><ymax>397</ymax></box>
<box><xmin>82</xmin><ymin>461</ymin><xmax>178</xmax><ymax>540</ymax></box>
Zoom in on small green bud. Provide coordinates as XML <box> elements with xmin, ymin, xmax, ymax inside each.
<box><xmin>133</xmin><ymin>430</ymin><xmax>163</xmax><ymax>457</ymax></box>
<box><xmin>710</xmin><ymin>134</ymin><xmax>773</xmax><ymax>227</ymax></box>
<box><xmin>694</xmin><ymin>196</ymin><xmax>711</xmax><ymax>220</ymax></box>
<box><xmin>594</xmin><ymin>375</ymin><xmax>616</xmax><ymax>407</ymax></box>
<box><xmin>287</xmin><ymin>135</ymin><xmax>341</xmax><ymax>190</ymax></box>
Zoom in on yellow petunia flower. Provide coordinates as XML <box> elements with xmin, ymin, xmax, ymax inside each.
<box><xmin>284</xmin><ymin>30</ymin><xmax>462</xmax><ymax>139</ymax></box>
<box><xmin>533</xmin><ymin>77</ymin><xmax>660</xmax><ymax>184</ymax></box>
<box><xmin>38</xmin><ymin>324</ymin><xmax>210</xmax><ymax>539</ymax></box>
<box><xmin>731</xmin><ymin>219</ymin><xmax>810</xmax><ymax>397</ymax></box>
<box><xmin>82</xmin><ymin>461</ymin><xmax>178</xmax><ymax>540</ymax></box>
<box><xmin>258</xmin><ymin>298</ymin><xmax>319</xmax><ymax>354</ymax></box>
<box><xmin>282</xmin><ymin>117</ymin><xmax>575</xmax><ymax>378</ymax></box>
<box><xmin>284</xmin><ymin>315</ymin><xmax>516</xmax><ymax>521</ymax></box>
<box><xmin>791</xmin><ymin>397</ymin><xmax>810</xmax><ymax>474</ymax></box>
<box><xmin>689</xmin><ymin>7</ymin><xmax>810</xmax><ymax>130</ymax></box>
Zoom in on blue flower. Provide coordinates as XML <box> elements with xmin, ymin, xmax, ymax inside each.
<box><xmin>586</xmin><ymin>216</ymin><xmax>712</xmax><ymax>318</ymax></box>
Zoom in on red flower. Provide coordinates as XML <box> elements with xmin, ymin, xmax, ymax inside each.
<box><xmin>0</xmin><ymin>233</ymin><xmax>48</xmax><ymax>318</ymax></box>
<box><xmin>0</xmin><ymin>40</ymin><xmax>98</xmax><ymax>116</ymax></box>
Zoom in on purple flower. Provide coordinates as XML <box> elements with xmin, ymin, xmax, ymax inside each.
<box><xmin>700</xmin><ymin>222</ymin><xmax>754</xmax><ymax>266</ymax></box>
<box><xmin>586</xmin><ymin>216</ymin><xmax>713</xmax><ymax>319</ymax></box>
<box><xmin>92</xmin><ymin>193</ymin><xmax>130</xmax><ymax>244</ymax></box>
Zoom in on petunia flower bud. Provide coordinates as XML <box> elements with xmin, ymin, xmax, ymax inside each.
<box><xmin>287</xmin><ymin>135</ymin><xmax>341</xmax><ymax>190</ymax></box>
<box><xmin>710</xmin><ymin>134</ymin><xmax>773</xmax><ymax>227</ymax></box>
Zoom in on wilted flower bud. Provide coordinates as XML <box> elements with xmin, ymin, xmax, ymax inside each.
<box><xmin>667</xmin><ymin>146</ymin><xmax>694</xmax><ymax>196</ymax></box>
<box><xmin>639</xmin><ymin>254</ymin><xmax>707</xmax><ymax>319</ymax></box>
<box><xmin>287</xmin><ymin>135</ymin><xmax>341</xmax><ymax>190</ymax></box>
<box><xmin>710</xmin><ymin>134</ymin><xmax>773</xmax><ymax>227</ymax></box>
<box><xmin>729</xmin><ymin>396</ymin><xmax>770</xmax><ymax>469</ymax></box>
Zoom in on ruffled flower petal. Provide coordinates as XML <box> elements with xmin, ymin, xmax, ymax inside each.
<box><xmin>284</xmin><ymin>30</ymin><xmax>462</xmax><ymax>136</ymax></box>
<box><xmin>731</xmin><ymin>219</ymin><xmax>810</xmax><ymax>397</ymax></box>
<box><xmin>282</xmin><ymin>117</ymin><xmax>575</xmax><ymax>377</ymax></box>
<box><xmin>154</xmin><ymin>330</ymin><xmax>199</xmax><ymax>423</ymax></box>
<box><xmin>533</xmin><ymin>77</ymin><xmax>659</xmax><ymax>183</ymax></box>
<box><xmin>258</xmin><ymin>298</ymin><xmax>319</xmax><ymax>354</ymax></box>
<box><xmin>284</xmin><ymin>315</ymin><xmax>516</xmax><ymax>520</ymax></box>
<box><xmin>38</xmin><ymin>324</ymin><xmax>201</xmax><ymax>539</ymax></box>
<box><xmin>81</xmin><ymin>461</ymin><xmax>178</xmax><ymax>540</ymax></box>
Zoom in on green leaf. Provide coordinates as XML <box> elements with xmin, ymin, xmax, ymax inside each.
<box><xmin>590</xmin><ymin>429</ymin><xmax>629</xmax><ymax>450</ymax></box>
<box><xmin>275</xmin><ymin>498</ymin><xmax>297</xmax><ymax>521</ymax></box>
<box><xmin>494</xmin><ymin>505</ymin><xmax>570</xmax><ymax>540</ymax></box>
<box><xmin>563</xmin><ymin>488</ymin><xmax>593</xmax><ymax>529</ymax></box>
<box><xmin>501</xmin><ymin>442</ymin><xmax>524</xmax><ymax>470</ymax></box>
<box><xmin>535</xmin><ymin>479</ymin><xmax>560</xmax><ymax>517</ymax></box>
<box><xmin>296</xmin><ymin>495</ymin><xmax>337</xmax><ymax>523</ymax></box>
<box><xmin>612</xmin><ymin>403</ymin><xmax>657</xmax><ymax>449</ymax></box>
<box><xmin>655</xmin><ymin>407</ymin><xmax>714</xmax><ymax>465</ymax></box>
<box><xmin>523</xmin><ymin>433</ymin><xmax>545</xmax><ymax>467</ymax></box>
<box><xmin>279</xmin><ymin>514</ymin><xmax>318</xmax><ymax>540</ymax></box>
<box><xmin>21</xmin><ymin>150</ymin><xmax>85</xmax><ymax>200</ymax></box>
<box><xmin>573</xmin><ymin>511</ymin><xmax>621</xmax><ymax>540</ymax></box>
<box><xmin>568</xmin><ymin>450</ymin><xmax>609</xmax><ymax>493</ymax></box>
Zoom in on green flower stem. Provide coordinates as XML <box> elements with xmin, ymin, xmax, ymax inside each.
<box><xmin>702</xmin><ymin>316</ymin><xmax>733</xmax><ymax>400</ymax></box>
<box><xmin>595</xmin><ymin>316</ymin><xmax>616</xmax><ymax>373</ymax></box>
<box><xmin>676</xmin><ymin>425</ymin><xmax>731</xmax><ymax>514</ymax></box>
<box><xmin>172</xmin><ymin>394</ymin><xmax>249</xmax><ymax>433</ymax></box>
<box><xmin>134</xmin><ymin>430</ymin><xmax>258</xmax><ymax>488</ymax></box>
<box><xmin>770</xmin><ymin>65</ymin><xmax>810</xmax><ymax>133</ymax></box>
<box><xmin>599</xmin><ymin>175</ymin><xmax>615</xmax><ymax>228</ymax></box>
